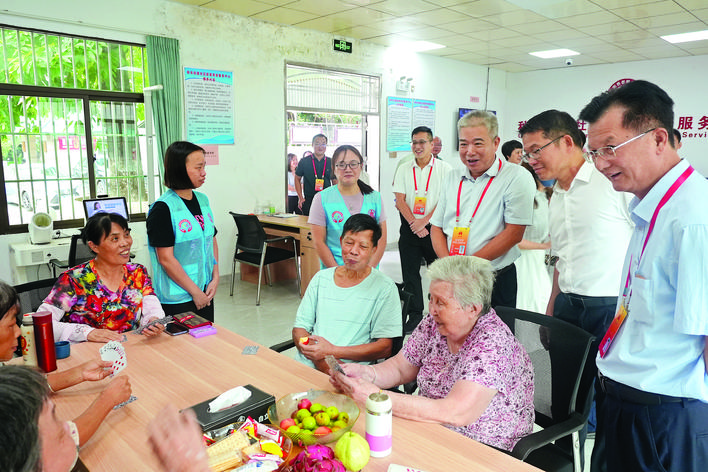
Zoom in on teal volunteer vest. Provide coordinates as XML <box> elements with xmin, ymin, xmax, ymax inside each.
<box><xmin>320</xmin><ymin>185</ymin><xmax>382</xmax><ymax>266</ymax></box>
<box><xmin>149</xmin><ymin>189</ymin><xmax>216</xmax><ymax>304</ymax></box>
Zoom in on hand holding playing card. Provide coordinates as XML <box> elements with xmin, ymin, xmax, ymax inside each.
<box><xmin>141</xmin><ymin>322</ymin><xmax>165</xmax><ymax>337</ymax></box>
<box><xmin>137</xmin><ymin>316</ymin><xmax>172</xmax><ymax>336</ymax></box>
<box><xmin>79</xmin><ymin>360</ymin><xmax>114</xmax><ymax>382</ymax></box>
<box><xmin>100</xmin><ymin>341</ymin><xmax>127</xmax><ymax>376</ymax></box>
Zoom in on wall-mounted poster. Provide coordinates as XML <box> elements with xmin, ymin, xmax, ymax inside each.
<box><xmin>386</xmin><ymin>97</ymin><xmax>436</xmax><ymax>151</ymax></box>
<box><xmin>184</xmin><ymin>67</ymin><xmax>234</xmax><ymax>144</ymax></box>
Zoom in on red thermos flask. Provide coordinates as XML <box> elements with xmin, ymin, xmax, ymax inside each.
<box><xmin>33</xmin><ymin>312</ymin><xmax>57</xmax><ymax>373</ymax></box>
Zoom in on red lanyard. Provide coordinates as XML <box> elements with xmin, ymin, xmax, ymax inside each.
<box><xmin>311</xmin><ymin>156</ymin><xmax>326</xmax><ymax>179</ymax></box>
<box><xmin>622</xmin><ymin>165</ymin><xmax>694</xmax><ymax>297</ymax></box>
<box><xmin>413</xmin><ymin>158</ymin><xmax>434</xmax><ymax>195</ymax></box>
<box><xmin>455</xmin><ymin>160</ymin><xmax>502</xmax><ymax>225</ymax></box>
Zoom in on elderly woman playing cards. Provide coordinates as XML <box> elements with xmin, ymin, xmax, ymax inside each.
<box><xmin>331</xmin><ymin>256</ymin><xmax>535</xmax><ymax>452</ymax></box>
<box><xmin>38</xmin><ymin>212</ymin><xmax>166</xmax><ymax>343</ymax></box>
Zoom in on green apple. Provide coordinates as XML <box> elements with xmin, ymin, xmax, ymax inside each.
<box><xmin>286</xmin><ymin>425</ymin><xmax>301</xmax><ymax>434</ymax></box>
<box><xmin>301</xmin><ymin>415</ymin><xmax>317</xmax><ymax>431</ymax></box>
<box><xmin>325</xmin><ymin>405</ymin><xmax>339</xmax><ymax>420</ymax></box>
<box><xmin>309</xmin><ymin>402</ymin><xmax>325</xmax><ymax>414</ymax></box>
<box><xmin>295</xmin><ymin>408</ymin><xmax>312</xmax><ymax>422</ymax></box>
<box><xmin>314</xmin><ymin>411</ymin><xmax>331</xmax><ymax>426</ymax></box>
<box><xmin>338</xmin><ymin>411</ymin><xmax>350</xmax><ymax>423</ymax></box>
<box><xmin>333</xmin><ymin>420</ymin><xmax>347</xmax><ymax>429</ymax></box>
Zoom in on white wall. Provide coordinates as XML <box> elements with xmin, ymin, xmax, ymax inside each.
<box><xmin>0</xmin><ymin>0</ymin><xmax>505</xmax><ymax>282</ymax></box>
<box><xmin>502</xmin><ymin>55</ymin><xmax>708</xmax><ymax>176</ymax></box>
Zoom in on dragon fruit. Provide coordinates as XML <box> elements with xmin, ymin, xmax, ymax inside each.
<box><xmin>289</xmin><ymin>444</ymin><xmax>345</xmax><ymax>472</ymax></box>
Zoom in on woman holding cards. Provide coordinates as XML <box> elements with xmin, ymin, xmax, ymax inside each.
<box><xmin>147</xmin><ymin>141</ymin><xmax>219</xmax><ymax>322</ymax></box>
<box><xmin>0</xmin><ymin>281</ymin><xmax>132</xmax><ymax>448</ymax></box>
<box><xmin>309</xmin><ymin>145</ymin><xmax>387</xmax><ymax>268</ymax></box>
<box><xmin>39</xmin><ymin>213</ymin><xmax>166</xmax><ymax>343</ymax></box>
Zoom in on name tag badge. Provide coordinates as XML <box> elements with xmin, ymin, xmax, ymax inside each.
<box><xmin>413</xmin><ymin>196</ymin><xmax>427</xmax><ymax>215</ymax></box>
<box><xmin>598</xmin><ymin>303</ymin><xmax>628</xmax><ymax>358</ymax></box>
<box><xmin>314</xmin><ymin>178</ymin><xmax>324</xmax><ymax>191</ymax></box>
<box><xmin>449</xmin><ymin>227</ymin><xmax>470</xmax><ymax>256</ymax></box>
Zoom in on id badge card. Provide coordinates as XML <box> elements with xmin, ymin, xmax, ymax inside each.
<box><xmin>413</xmin><ymin>196</ymin><xmax>427</xmax><ymax>215</ymax></box>
<box><xmin>598</xmin><ymin>303</ymin><xmax>628</xmax><ymax>358</ymax></box>
<box><xmin>315</xmin><ymin>178</ymin><xmax>324</xmax><ymax>191</ymax></box>
<box><xmin>449</xmin><ymin>227</ymin><xmax>470</xmax><ymax>256</ymax></box>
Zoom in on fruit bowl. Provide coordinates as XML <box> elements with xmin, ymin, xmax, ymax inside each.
<box><xmin>268</xmin><ymin>390</ymin><xmax>360</xmax><ymax>446</ymax></box>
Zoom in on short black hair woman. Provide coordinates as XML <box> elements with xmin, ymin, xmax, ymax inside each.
<box><xmin>308</xmin><ymin>145</ymin><xmax>387</xmax><ymax>268</ymax></box>
<box><xmin>331</xmin><ymin>255</ymin><xmax>534</xmax><ymax>451</ymax></box>
<box><xmin>146</xmin><ymin>141</ymin><xmax>219</xmax><ymax>322</ymax></box>
<box><xmin>39</xmin><ymin>212</ymin><xmax>166</xmax><ymax>343</ymax></box>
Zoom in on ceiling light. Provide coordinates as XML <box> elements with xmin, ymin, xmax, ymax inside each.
<box><xmin>661</xmin><ymin>30</ymin><xmax>708</xmax><ymax>44</ymax></box>
<box><xmin>529</xmin><ymin>48</ymin><xmax>579</xmax><ymax>59</ymax></box>
<box><xmin>407</xmin><ymin>41</ymin><xmax>445</xmax><ymax>52</ymax></box>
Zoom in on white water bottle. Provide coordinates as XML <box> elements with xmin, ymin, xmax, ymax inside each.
<box><xmin>366</xmin><ymin>391</ymin><xmax>392</xmax><ymax>457</ymax></box>
<box><xmin>21</xmin><ymin>314</ymin><xmax>38</xmax><ymax>367</ymax></box>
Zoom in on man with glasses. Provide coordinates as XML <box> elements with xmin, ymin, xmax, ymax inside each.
<box><xmin>579</xmin><ymin>80</ymin><xmax>708</xmax><ymax>472</ymax></box>
<box><xmin>393</xmin><ymin>126</ymin><xmax>451</xmax><ymax>333</ymax></box>
<box><xmin>430</xmin><ymin>110</ymin><xmax>535</xmax><ymax>308</ymax></box>
<box><xmin>295</xmin><ymin>134</ymin><xmax>335</xmax><ymax>216</ymax></box>
<box><xmin>520</xmin><ymin>110</ymin><xmax>633</xmax><ymax>472</ymax></box>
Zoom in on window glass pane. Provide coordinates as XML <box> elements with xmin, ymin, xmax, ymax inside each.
<box><xmin>3</xmin><ymin>30</ymin><xmax>19</xmax><ymax>84</ymax></box>
<box><xmin>89</xmin><ymin>100</ymin><xmax>148</xmax><ymax>214</ymax></box>
<box><xmin>1</xmin><ymin>26</ymin><xmax>149</xmax><ymax>231</ymax></box>
<box><xmin>19</xmin><ymin>30</ymin><xmax>35</xmax><ymax>85</ymax></box>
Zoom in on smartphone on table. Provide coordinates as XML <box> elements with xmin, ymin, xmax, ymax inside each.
<box><xmin>165</xmin><ymin>322</ymin><xmax>189</xmax><ymax>336</ymax></box>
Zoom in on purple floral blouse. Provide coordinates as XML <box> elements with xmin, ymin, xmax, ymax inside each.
<box><xmin>403</xmin><ymin>309</ymin><xmax>535</xmax><ymax>451</ymax></box>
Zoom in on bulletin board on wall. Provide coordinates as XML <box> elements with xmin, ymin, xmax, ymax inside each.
<box><xmin>386</xmin><ymin>97</ymin><xmax>436</xmax><ymax>152</ymax></box>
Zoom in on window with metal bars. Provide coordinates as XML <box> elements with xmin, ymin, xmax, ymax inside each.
<box><xmin>0</xmin><ymin>25</ymin><xmax>156</xmax><ymax>233</ymax></box>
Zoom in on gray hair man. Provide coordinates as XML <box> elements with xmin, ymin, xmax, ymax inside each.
<box><xmin>430</xmin><ymin>110</ymin><xmax>535</xmax><ymax>308</ymax></box>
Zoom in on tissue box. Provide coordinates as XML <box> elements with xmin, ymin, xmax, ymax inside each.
<box><xmin>187</xmin><ymin>384</ymin><xmax>275</xmax><ymax>431</ymax></box>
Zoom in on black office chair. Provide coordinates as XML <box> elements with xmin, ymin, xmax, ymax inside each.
<box><xmin>13</xmin><ymin>278</ymin><xmax>57</xmax><ymax>358</ymax></box>
<box><xmin>14</xmin><ymin>278</ymin><xmax>57</xmax><ymax>314</ymax></box>
<box><xmin>228</xmin><ymin>212</ymin><xmax>301</xmax><ymax>306</ymax></box>
<box><xmin>494</xmin><ymin>306</ymin><xmax>596</xmax><ymax>472</ymax></box>
<box><xmin>49</xmin><ymin>234</ymin><xmax>94</xmax><ymax>277</ymax></box>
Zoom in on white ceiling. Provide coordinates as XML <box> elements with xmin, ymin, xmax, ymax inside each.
<box><xmin>169</xmin><ymin>0</ymin><xmax>708</xmax><ymax>71</ymax></box>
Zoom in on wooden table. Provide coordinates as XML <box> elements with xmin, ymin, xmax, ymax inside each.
<box><xmin>53</xmin><ymin>327</ymin><xmax>541</xmax><ymax>471</ymax></box>
<box><xmin>240</xmin><ymin>215</ymin><xmax>318</xmax><ymax>296</ymax></box>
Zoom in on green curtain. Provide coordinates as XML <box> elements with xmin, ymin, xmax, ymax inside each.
<box><xmin>146</xmin><ymin>35</ymin><xmax>182</xmax><ymax>193</ymax></box>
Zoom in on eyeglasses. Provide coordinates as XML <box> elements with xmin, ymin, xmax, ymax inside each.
<box><xmin>410</xmin><ymin>140</ymin><xmax>430</xmax><ymax>146</ymax></box>
<box><xmin>583</xmin><ymin>128</ymin><xmax>656</xmax><ymax>164</ymax></box>
<box><xmin>334</xmin><ymin>161</ymin><xmax>361</xmax><ymax>170</ymax></box>
<box><xmin>313</xmin><ymin>142</ymin><xmax>327</xmax><ymax>147</ymax></box>
<box><xmin>521</xmin><ymin>135</ymin><xmax>563</xmax><ymax>163</ymax></box>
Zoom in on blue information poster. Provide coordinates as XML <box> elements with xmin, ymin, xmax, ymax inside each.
<box><xmin>386</xmin><ymin>97</ymin><xmax>436</xmax><ymax>152</ymax></box>
<box><xmin>184</xmin><ymin>68</ymin><xmax>234</xmax><ymax>145</ymax></box>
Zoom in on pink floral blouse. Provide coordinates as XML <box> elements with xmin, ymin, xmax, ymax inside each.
<box><xmin>403</xmin><ymin>309</ymin><xmax>535</xmax><ymax>451</ymax></box>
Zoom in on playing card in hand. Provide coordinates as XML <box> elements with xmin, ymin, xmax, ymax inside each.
<box><xmin>100</xmin><ymin>341</ymin><xmax>127</xmax><ymax>376</ymax></box>
<box><xmin>137</xmin><ymin>315</ymin><xmax>173</xmax><ymax>335</ymax></box>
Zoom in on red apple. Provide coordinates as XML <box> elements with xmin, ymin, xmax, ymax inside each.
<box><xmin>280</xmin><ymin>418</ymin><xmax>296</xmax><ymax>430</ymax></box>
<box><xmin>298</xmin><ymin>398</ymin><xmax>313</xmax><ymax>411</ymax></box>
<box><xmin>313</xmin><ymin>426</ymin><xmax>332</xmax><ymax>436</ymax></box>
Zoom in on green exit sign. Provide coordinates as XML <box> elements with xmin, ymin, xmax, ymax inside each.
<box><xmin>333</xmin><ymin>39</ymin><xmax>352</xmax><ymax>53</ymax></box>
